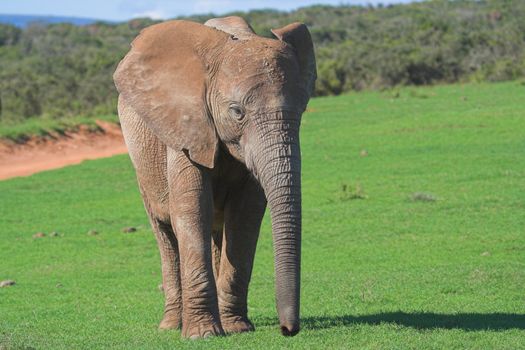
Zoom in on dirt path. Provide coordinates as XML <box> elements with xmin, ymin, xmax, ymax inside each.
<box><xmin>0</xmin><ymin>120</ymin><xmax>128</xmax><ymax>181</ymax></box>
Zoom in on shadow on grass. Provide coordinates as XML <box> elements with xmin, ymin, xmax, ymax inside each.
<box><xmin>257</xmin><ymin>312</ymin><xmax>525</xmax><ymax>331</ymax></box>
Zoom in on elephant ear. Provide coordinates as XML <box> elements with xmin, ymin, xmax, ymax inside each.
<box><xmin>204</xmin><ymin>16</ymin><xmax>255</xmax><ymax>40</ymax></box>
<box><xmin>271</xmin><ymin>23</ymin><xmax>317</xmax><ymax>98</ymax></box>
<box><xmin>114</xmin><ymin>20</ymin><xmax>228</xmax><ymax>169</ymax></box>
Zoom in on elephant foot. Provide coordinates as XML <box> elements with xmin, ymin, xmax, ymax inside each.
<box><xmin>182</xmin><ymin>314</ymin><xmax>224</xmax><ymax>339</ymax></box>
<box><xmin>221</xmin><ymin>316</ymin><xmax>254</xmax><ymax>334</ymax></box>
<box><xmin>159</xmin><ymin>309</ymin><xmax>182</xmax><ymax>330</ymax></box>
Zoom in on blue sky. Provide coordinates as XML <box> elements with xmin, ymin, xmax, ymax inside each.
<box><xmin>0</xmin><ymin>0</ymin><xmax>418</xmax><ymax>21</ymax></box>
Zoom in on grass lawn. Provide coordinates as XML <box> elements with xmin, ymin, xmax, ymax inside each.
<box><xmin>0</xmin><ymin>114</ymin><xmax>119</xmax><ymax>142</ymax></box>
<box><xmin>1</xmin><ymin>81</ymin><xmax>524</xmax><ymax>349</ymax></box>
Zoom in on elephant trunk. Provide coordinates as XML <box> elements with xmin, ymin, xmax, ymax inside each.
<box><xmin>248</xmin><ymin>112</ymin><xmax>302</xmax><ymax>336</ymax></box>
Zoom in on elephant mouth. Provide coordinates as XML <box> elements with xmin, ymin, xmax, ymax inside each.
<box><xmin>220</xmin><ymin>138</ymin><xmax>245</xmax><ymax>164</ymax></box>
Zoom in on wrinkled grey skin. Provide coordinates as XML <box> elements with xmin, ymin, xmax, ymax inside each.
<box><xmin>113</xmin><ymin>16</ymin><xmax>316</xmax><ymax>339</ymax></box>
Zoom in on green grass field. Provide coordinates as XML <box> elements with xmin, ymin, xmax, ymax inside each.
<box><xmin>1</xmin><ymin>82</ymin><xmax>524</xmax><ymax>349</ymax></box>
<box><xmin>0</xmin><ymin>115</ymin><xmax>119</xmax><ymax>142</ymax></box>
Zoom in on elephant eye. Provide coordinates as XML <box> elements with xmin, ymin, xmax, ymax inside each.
<box><xmin>228</xmin><ymin>104</ymin><xmax>245</xmax><ymax>121</ymax></box>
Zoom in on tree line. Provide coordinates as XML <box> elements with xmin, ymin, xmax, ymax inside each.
<box><xmin>1</xmin><ymin>0</ymin><xmax>524</xmax><ymax>122</ymax></box>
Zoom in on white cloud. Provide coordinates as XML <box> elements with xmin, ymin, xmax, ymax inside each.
<box><xmin>132</xmin><ymin>9</ymin><xmax>169</xmax><ymax>19</ymax></box>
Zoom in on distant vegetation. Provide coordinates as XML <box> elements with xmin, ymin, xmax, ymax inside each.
<box><xmin>1</xmin><ymin>0</ymin><xmax>525</xmax><ymax>124</ymax></box>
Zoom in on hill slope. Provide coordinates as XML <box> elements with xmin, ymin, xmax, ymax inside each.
<box><xmin>1</xmin><ymin>0</ymin><xmax>525</xmax><ymax>125</ymax></box>
<box><xmin>0</xmin><ymin>14</ymin><xmax>103</xmax><ymax>27</ymax></box>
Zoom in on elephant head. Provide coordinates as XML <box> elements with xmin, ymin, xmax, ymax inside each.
<box><xmin>113</xmin><ymin>17</ymin><xmax>316</xmax><ymax>336</ymax></box>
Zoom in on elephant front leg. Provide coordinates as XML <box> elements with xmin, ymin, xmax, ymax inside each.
<box><xmin>155</xmin><ymin>221</ymin><xmax>183</xmax><ymax>330</ymax></box>
<box><xmin>168</xmin><ymin>150</ymin><xmax>223</xmax><ymax>339</ymax></box>
<box><xmin>217</xmin><ymin>176</ymin><xmax>266</xmax><ymax>334</ymax></box>
<box><xmin>138</xmin><ymin>183</ymin><xmax>182</xmax><ymax>330</ymax></box>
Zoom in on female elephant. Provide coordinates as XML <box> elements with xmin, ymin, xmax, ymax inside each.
<box><xmin>113</xmin><ymin>16</ymin><xmax>316</xmax><ymax>339</ymax></box>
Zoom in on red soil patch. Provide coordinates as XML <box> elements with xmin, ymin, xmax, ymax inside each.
<box><xmin>0</xmin><ymin>120</ymin><xmax>128</xmax><ymax>181</ymax></box>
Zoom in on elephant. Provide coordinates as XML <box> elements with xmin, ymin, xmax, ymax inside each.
<box><xmin>113</xmin><ymin>16</ymin><xmax>316</xmax><ymax>339</ymax></box>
